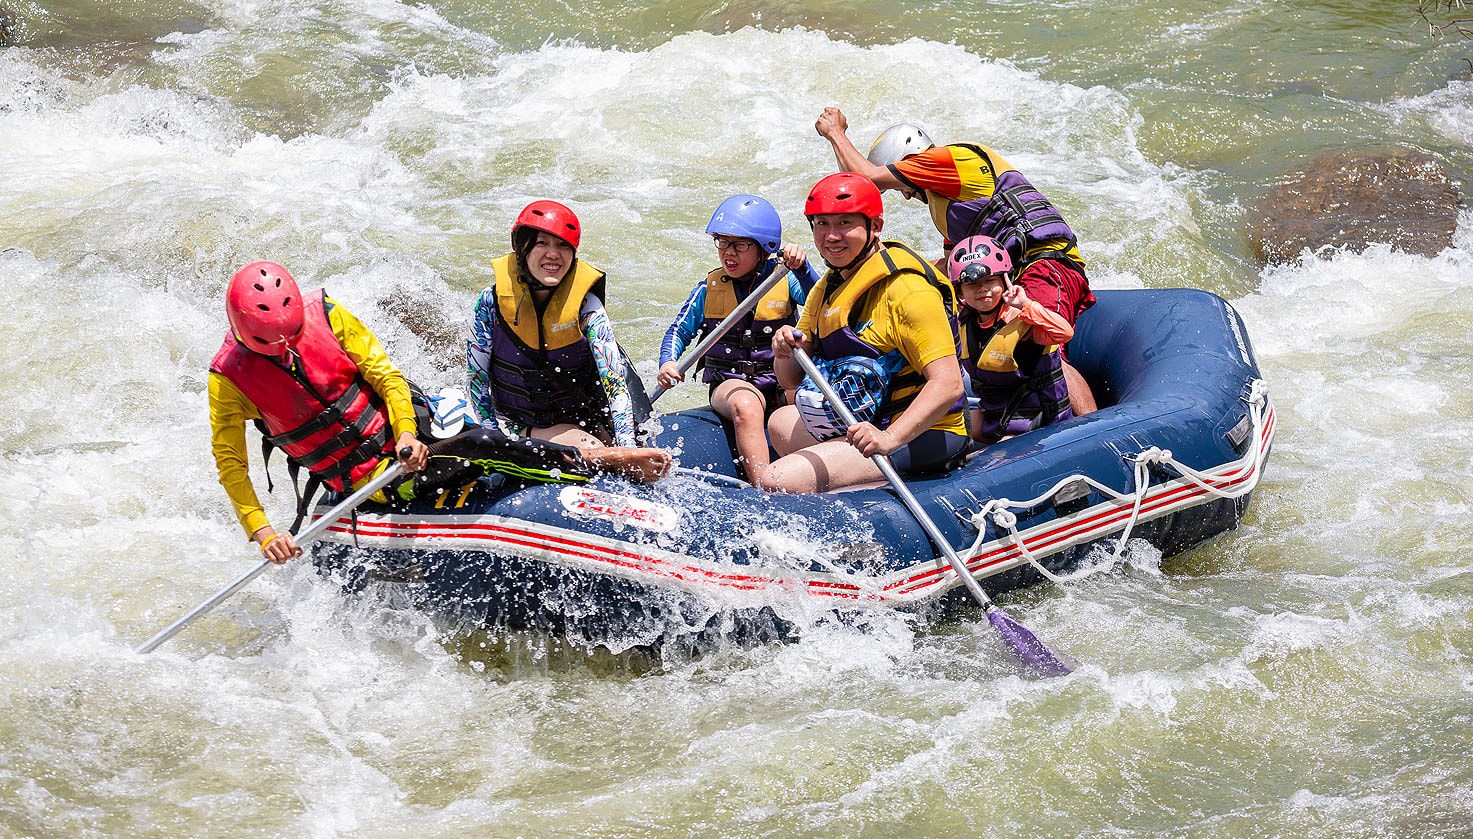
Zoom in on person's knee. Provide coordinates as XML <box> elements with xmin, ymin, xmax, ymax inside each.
<box><xmin>729</xmin><ymin>390</ymin><xmax>766</xmax><ymax>425</ymax></box>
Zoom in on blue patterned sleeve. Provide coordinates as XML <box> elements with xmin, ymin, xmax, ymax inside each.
<box><xmin>580</xmin><ymin>295</ymin><xmax>638</xmax><ymax>448</ymax></box>
<box><xmin>466</xmin><ymin>285</ymin><xmax>504</xmax><ymax>430</ymax></box>
<box><xmin>660</xmin><ymin>280</ymin><xmax>708</xmax><ymax>367</ymax></box>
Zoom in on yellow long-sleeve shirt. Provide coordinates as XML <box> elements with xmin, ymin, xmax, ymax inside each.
<box><xmin>208</xmin><ymin>295</ymin><xmax>417</xmax><ymax>539</ymax></box>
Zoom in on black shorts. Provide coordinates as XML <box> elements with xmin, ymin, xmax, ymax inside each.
<box><xmin>890</xmin><ymin>429</ymin><xmax>968</xmax><ymax>475</ymax></box>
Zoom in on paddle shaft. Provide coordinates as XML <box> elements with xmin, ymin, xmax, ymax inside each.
<box><xmin>135</xmin><ymin>461</ymin><xmax>406</xmax><ymax>654</ymax></box>
<box><xmin>646</xmin><ymin>263</ymin><xmax>792</xmax><ymax>403</ymax></box>
<box><xmin>790</xmin><ymin>348</ymin><xmax>999</xmax><ymax>612</ymax></box>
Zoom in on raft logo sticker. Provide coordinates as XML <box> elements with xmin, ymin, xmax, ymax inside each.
<box><xmin>558</xmin><ymin>486</ymin><xmax>679</xmax><ymax>533</ymax></box>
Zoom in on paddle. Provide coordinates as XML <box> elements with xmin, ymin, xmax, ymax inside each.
<box><xmin>791</xmin><ymin>347</ymin><xmax>1073</xmax><ymax>678</ymax></box>
<box><xmin>135</xmin><ymin>457</ymin><xmax>408</xmax><ymax>654</ymax></box>
<box><xmin>646</xmin><ymin>263</ymin><xmax>792</xmax><ymax>403</ymax></box>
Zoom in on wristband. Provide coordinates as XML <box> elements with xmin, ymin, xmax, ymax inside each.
<box><xmin>259</xmin><ymin>533</ymin><xmax>280</xmax><ymax>552</ymax></box>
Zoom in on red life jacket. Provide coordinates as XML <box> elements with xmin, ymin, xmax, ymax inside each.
<box><xmin>209</xmin><ymin>290</ymin><xmax>392</xmax><ymax>492</ymax></box>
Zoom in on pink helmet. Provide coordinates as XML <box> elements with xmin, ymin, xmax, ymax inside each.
<box><xmin>947</xmin><ymin>235</ymin><xmax>1013</xmax><ymax>284</ymax></box>
<box><xmin>226</xmin><ymin>261</ymin><xmax>304</xmax><ymax>355</ymax></box>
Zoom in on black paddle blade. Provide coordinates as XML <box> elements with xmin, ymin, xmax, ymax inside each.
<box><xmin>986</xmin><ymin>606</ymin><xmax>1074</xmax><ymax>678</ymax></box>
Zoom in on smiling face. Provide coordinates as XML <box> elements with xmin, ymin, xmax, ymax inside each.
<box><xmin>524</xmin><ymin>232</ymin><xmax>576</xmax><ymax>288</ymax></box>
<box><xmin>809</xmin><ymin>212</ymin><xmax>879</xmax><ymax>273</ymax></box>
<box><xmin>958</xmin><ymin>271</ymin><xmax>1008</xmax><ymax>314</ymax></box>
<box><xmin>713</xmin><ymin>235</ymin><xmax>763</xmax><ymax>277</ymax></box>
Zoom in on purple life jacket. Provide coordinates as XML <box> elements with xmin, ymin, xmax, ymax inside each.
<box><xmin>943</xmin><ymin>144</ymin><xmax>1083</xmax><ymax>272</ymax></box>
<box><xmin>961</xmin><ymin>310</ymin><xmax>1072</xmax><ymax>444</ymax></box>
<box><xmin>699</xmin><ymin>262</ymin><xmax>796</xmax><ymax>393</ymax></box>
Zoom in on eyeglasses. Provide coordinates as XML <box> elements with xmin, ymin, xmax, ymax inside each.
<box><xmin>713</xmin><ymin>236</ymin><xmax>756</xmax><ymax>254</ymax></box>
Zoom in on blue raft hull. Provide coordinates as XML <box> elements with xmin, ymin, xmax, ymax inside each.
<box><xmin>312</xmin><ymin>288</ymin><xmax>1275</xmax><ymax>648</ymax></box>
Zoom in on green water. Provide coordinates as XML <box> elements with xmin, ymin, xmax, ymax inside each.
<box><xmin>2</xmin><ymin>1</ymin><xmax>1471</xmax><ymax>836</ymax></box>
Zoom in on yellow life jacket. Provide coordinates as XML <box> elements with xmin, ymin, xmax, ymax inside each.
<box><xmin>490</xmin><ymin>254</ymin><xmax>606</xmax><ymax>352</ymax></box>
<box><xmin>961</xmin><ymin>316</ymin><xmax>1060</xmax><ymax>372</ymax></box>
<box><xmin>810</xmin><ymin>241</ymin><xmax>960</xmax><ymax>422</ymax></box>
<box><xmin>703</xmin><ymin>266</ymin><xmax>795</xmax><ymax>322</ymax></box>
<box><xmin>486</xmin><ymin>254</ymin><xmax>608</xmax><ymax>429</ymax></box>
<box><xmin>699</xmin><ymin>264</ymin><xmax>796</xmax><ymax>386</ymax></box>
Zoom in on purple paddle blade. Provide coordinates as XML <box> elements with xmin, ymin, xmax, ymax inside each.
<box><xmin>987</xmin><ymin>606</ymin><xmax>1074</xmax><ymax>678</ymax></box>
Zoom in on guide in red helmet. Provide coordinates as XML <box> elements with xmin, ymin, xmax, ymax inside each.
<box><xmin>758</xmin><ymin>174</ymin><xmax>968</xmax><ymax>494</ymax></box>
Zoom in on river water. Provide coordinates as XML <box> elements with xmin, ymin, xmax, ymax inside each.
<box><xmin>3</xmin><ymin>1</ymin><xmax>1472</xmax><ymax>836</ymax></box>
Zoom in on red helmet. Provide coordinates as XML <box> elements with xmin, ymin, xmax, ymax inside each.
<box><xmin>513</xmin><ymin>200</ymin><xmax>581</xmax><ymax>249</ymax></box>
<box><xmin>804</xmin><ymin>172</ymin><xmax>884</xmax><ymax>221</ymax></box>
<box><xmin>226</xmin><ymin>261</ymin><xmax>304</xmax><ymax>355</ymax></box>
<box><xmin>947</xmin><ymin>235</ymin><xmax>1013</xmax><ymax>284</ymax></box>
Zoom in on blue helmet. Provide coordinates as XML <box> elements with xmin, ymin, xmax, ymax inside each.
<box><xmin>705</xmin><ymin>194</ymin><xmax>782</xmax><ymax>254</ymax></box>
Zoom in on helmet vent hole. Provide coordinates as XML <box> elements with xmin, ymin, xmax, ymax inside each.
<box><xmin>253</xmin><ymin>283</ymin><xmax>265</xmax><ymax>292</ymax></box>
<box><xmin>256</xmin><ymin>303</ymin><xmax>269</xmax><ymax>311</ymax></box>
<box><xmin>282</xmin><ymin>296</ymin><xmax>293</xmax><ymax>306</ymax></box>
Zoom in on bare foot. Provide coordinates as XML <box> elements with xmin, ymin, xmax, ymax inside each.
<box><xmin>582</xmin><ymin>447</ymin><xmax>673</xmax><ymax>483</ymax></box>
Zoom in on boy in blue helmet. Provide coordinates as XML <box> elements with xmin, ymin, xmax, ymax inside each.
<box><xmin>657</xmin><ymin>194</ymin><xmax>822</xmax><ymax>484</ymax></box>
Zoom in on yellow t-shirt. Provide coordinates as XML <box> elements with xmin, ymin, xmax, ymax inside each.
<box><xmin>208</xmin><ymin>296</ymin><xmax>416</xmax><ymax>539</ymax></box>
<box><xmin>798</xmin><ymin>265</ymin><xmax>967</xmax><ymax>437</ymax></box>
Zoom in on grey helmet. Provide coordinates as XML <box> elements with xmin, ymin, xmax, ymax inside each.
<box><xmin>865</xmin><ymin>122</ymin><xmax>936</xmax><ymax>166</ymax></box>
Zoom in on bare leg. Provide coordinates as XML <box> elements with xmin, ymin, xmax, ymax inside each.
<box><xmin>711</xmin><ymin>379</ymin><xmax>772</xmax><ymax>484</ymax></box>
<box><xmin>531</xmin><ymin>423</ymin><xmax>672</xmax><ymax>483</ymax></box>
<box><xmin>755</xmin><ymin>439</ymin><xmax>883</xmax><ymax>494</ymax></box>
<box><xmin>1062</xmin><ymin>360</ymin><xmax>1097</xmax><ymax>416</ymax></box>
<box><xmin>766</xmin><ymin>404</ymin><xmax>821</xmax><ymax>458</ymax></box>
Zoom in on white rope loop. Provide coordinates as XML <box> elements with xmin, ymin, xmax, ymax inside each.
<box><xmin>959</xmin><ymin>379</ymin><xmax>1271</xmax><ymax>587</ymax></box>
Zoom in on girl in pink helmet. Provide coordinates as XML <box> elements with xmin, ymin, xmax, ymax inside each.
<box><xmin>948</xmin><ymin>235</ymin><xmax>1076</xmax><ymax>445</ymax></box>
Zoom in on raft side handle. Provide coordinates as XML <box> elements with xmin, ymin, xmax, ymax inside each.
<box><xmin>1226</xmin><ymin>413</ymin><xmax>1252</xmax><ymax>454</ymax></box>
<box><xmin>936</xmin><ymin>495</ymin><xmax>979</xmax><ymax>532</ymax></box>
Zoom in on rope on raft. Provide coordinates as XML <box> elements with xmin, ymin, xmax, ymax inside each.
<box><xmin>963</xmin><ymin>379</ymin><xmax>1273</xmax><ymax>585</ymax></box>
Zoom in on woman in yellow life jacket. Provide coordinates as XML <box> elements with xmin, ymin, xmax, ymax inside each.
<box><xmin>761</xmin><ymin>174</ymin><xmax>968</xmax><ymax>494</ymax></box>
<box><xmin>466</xmin><ymin>200</ymin><xmax>672</xmax><ymax>482</ymax></box>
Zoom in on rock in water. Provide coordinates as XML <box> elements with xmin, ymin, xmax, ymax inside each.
<box><xmin>1249</xmin><ymin>148</ymin><xmax>1461</xmax><ymax>263</ymax></box>
<box><xmin>0</xmin><ymin>3</ymin><xmax>15</xmax><ymax>47</ymax></box>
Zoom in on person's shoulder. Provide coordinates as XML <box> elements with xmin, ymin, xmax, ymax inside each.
<box><xmin>887</xmin><ymin>269</ymin><xmax>944</xmax><ymax>298</ymax></box>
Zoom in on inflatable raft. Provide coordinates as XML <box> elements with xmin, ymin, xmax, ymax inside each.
<box><xmin>311</xmin><ymin>288</ymin><xmax>1275</xmax><ymax>649</ymax></box>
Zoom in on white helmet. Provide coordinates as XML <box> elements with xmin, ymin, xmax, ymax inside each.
<box><xmin>866</xmin><ymin>123</ymin><xmax>936</xmax><ymax>166</ymax></box>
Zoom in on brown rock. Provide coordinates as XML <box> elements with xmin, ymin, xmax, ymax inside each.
<box><xmin>378</xmin><ymin>288</ymin><xmax>463</xmax><ymax>361</ymax></box>
<box><xmin>1248</xmin><ymin>148</ymin><xmax>1461</xmax><ymax>264</ymax></box>
<box><xmin>0</xmin><ymin>3</ymin><xmax>14</xmax><ymax>47</ymax></box>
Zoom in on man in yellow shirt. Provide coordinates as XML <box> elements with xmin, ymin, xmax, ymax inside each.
<box><xmin>761</xmin><ymin>173</ymin><xmax>967</xmax><ymax>493</ymax></box>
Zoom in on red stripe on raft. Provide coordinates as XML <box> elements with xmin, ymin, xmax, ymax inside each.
<box><xmin>319</xmin><ymin>409</ymin><xmax>1275</xmax><ymax>604</ymax></box>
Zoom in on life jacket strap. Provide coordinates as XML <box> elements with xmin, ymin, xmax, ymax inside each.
<box><xmin>263</xmin><ymin>380</ymin><xmax>367</xmax><ymax>448</ymax></box>
<box><xmin>288</xmin><ymin>400</ymin><xmax>386</xmax><ymax>473</ymax></box>
<box><xmin>703</xmin><ymin>357</ymin><xmax>773</xmax><ymax>378</ymax></box>
<box><xmin>963</xmin><ymin>184</ymin><xmax>1077</xmax><ymax>255</ymax></box>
